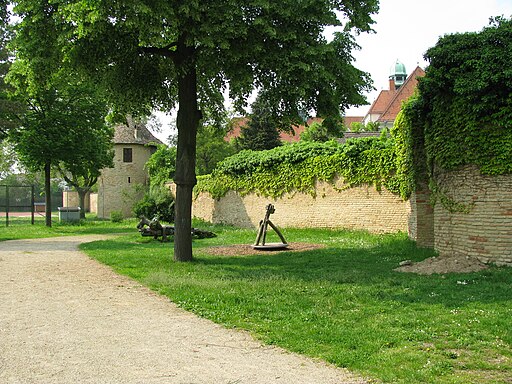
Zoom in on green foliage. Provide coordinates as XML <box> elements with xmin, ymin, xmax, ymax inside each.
<box><xmin>110</xmin><ymin>210</ymin><xmax>123</xmax><ymax>223</ymax></box>
<box><xmin>145</xmin><ymin>145</ymin><xmax>177</xmax><ymax>186</ymax></box>
<box><xmin>395</xmin><ymin>18</ymin><xmax>512</xmax><ymax>212</ymax></box>
<box><xmin>300</xmin><ymin>121</ymin><xmax>342</xmax><ymax>142</ymax></box>
<box><xmin>196</xmin><ymin>123</ymin><xmax>237</xmax><ymax>175</ymax></box>
<box><xmin>132</xmin><ymin>185</ymin><xmax>175</xmax><ymax>223</ymax></box>
<box><xmin>237</xmin><ymin>94</ymin><xmax>283</xmax><ymax>151</ymax></box>
<box><xmin>350</xmin><ymin>121</ymin><xmax>381</xmax><ymax>133</ymax></box>
<box><xmin>0</xmin><ymin>4</ymin><xmax>21</xmax><ymax>140</ymax></box>
<box><xmin>406</xmin><ymin>17</ymin><xmax>512</xmax><ymax>177</ymax></box>
<box><xmin>0</xmin><ymin>141</ymin><xmax>18</xmax><ymax>179</ymax></box>
<box><xmin>390</xmin><ymin>108</ymin><xmax>416</xmax><ymax>200</ymax></box>
<box><xmin>142</xmin><ymin>144</ymin><xmax>177</xmax><ymax>222</ymax></box>
<box><xmin>14</xmin><ymin>0</ymin><xmax>380</xmax><ymax>124</ymax></box>
<box><xmin>196</xmin><ymin>137</ymin><xmax>403</xmax><ymax>199</ymax></box>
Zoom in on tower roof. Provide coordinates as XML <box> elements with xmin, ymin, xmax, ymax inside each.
<box><xmin>390</xmin><ymin>60</ymin><xmax>407</xmax><ymax>76</ymax></box>
<box><xmin>113</xmin><ymin>121</ymin><xmax>163</xmax><ymax>146</ymax></box>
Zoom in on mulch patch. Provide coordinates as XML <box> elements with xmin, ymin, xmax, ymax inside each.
<box><xmin>204</xmin><ymin>242</ymin><xmax>325</xmax><ymax>256</ymax></box>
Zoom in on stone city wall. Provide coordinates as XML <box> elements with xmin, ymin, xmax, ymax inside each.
<box><xmin>432</xmin><ymin>165</ymin><xmax>512</xmax><ymax>265</ymax></box>
<box><xmin>190</xmin><ymin>180</ymin><xmax>411</xmax><ymax>234</ymax></box>
<box><xmin>62</xmin><ymin>191</ymin><xmax>90</xmax><ymax>211</ymax></box>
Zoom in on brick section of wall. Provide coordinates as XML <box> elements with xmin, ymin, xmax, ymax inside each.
<box><xmin>433</xmin><ymin>165</ymin><xmax>512</xmax><ymax>265</ymax></box>
<box><xmin>90</xmin><ymin>193</ymin><xmax>98</xmax><ymax>215</ymax></box>
<box><xmin>408</xmin><ymin>187</ymin><xmax>434</xmax><ymax>248</ymax></box>
<box><xmin>191</xmin><ymin>180</ymin><xmax>411</xmax><ymax>233</ymax></box>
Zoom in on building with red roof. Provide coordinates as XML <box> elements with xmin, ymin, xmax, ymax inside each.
<box><xmin>363</xmin><ymin>61</ymin><xmax>425</xmax><ymax>128</ymax></box>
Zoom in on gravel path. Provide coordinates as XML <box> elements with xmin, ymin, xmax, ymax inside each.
<box><xmin>0</xmin><ymin>235</ymin><xmax>368</xmax><ymax>384</ymax></box>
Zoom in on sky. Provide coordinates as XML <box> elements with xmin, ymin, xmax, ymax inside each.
<box><xmin>345</xmin><ymin>0</ymin><xmax>512</xmax><ymax>116</ymax></box>
<box><xmin>154</xmin><ymin>0</ymin><xmax>512</xmax><ymax>141</ymax></box>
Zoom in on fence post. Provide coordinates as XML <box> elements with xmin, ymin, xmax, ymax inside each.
<box><xmin>5</xmin><ymin>185</ymin><xmax>9</xmax><ymax>227</ymax></box>
<box><xmin>31</xmin><ymin>185</ymin><xmax>35</xmax><ymax>225</ymax></box>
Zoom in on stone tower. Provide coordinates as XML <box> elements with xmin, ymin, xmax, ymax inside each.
<box><xmin>96</xmin><ymin>118</ymin><xmax>162</xmax><ymax>219</ymax></box>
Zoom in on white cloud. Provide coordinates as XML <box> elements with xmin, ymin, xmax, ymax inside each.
<box><xmin>346</xmin><ymin>0</ymin><xmax>512</xmax><ymax>116</ymax></box>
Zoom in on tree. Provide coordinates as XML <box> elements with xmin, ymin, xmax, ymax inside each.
<box><xmin>56</xmin><ymin>122</ymin><xmax>114</xmax><ymax>219</ymax></box>
<box><xmin>6</xmin><ymin>58</ymin><xmax>112</xmax><ymax>225</ymax></box>
<box><xmin>0</xmin><ymin>2</ymin><xmax>22</xmax><ymax>140</ymax></box>
<box><xmin>145</xmin><ymin>144</ymin><xmax>177</xmax><ymax>187</ymax></box>
<box><xmin>0</xmin><ymin>141</ymin><xmax>17</xmax><ymax>179</ymax></box>
<box><xmin>196</xmin><ymin>123</ymin><xmax>236</xmax><ymax>175</ymax></box>
<box><xmin>238</xmin><ymin>94</ymin><xmax>283</xmax><ymax>151</ymax></box>
<box><xmin>13</xmin><ymin>0</ymin><xmax>377</xmax><ymax>260</ymax></box>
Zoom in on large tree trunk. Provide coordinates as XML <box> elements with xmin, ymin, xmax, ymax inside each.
<box><xmin>173</xmin><ymin>41</ymin><xmax>200</xmax><ymax>262</ymax></box>
<box><xmin>77</xmin><ymin>188</ymin><xmax>87</xmax><ymax>219</ymax></box>
<box><xmin>44</xmin><ymin>161</ymin><xmax>52</xmax><ymax>227</ymax></box>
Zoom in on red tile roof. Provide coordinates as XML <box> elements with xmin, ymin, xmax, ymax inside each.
<box><xmin>225</xmin><ymin>116</ymin><xmax>364</xmax><ymax>143</ymax></box>
<box><xmin>367</xmin><ymin>90</ymin><xmax>395</xmax><ymax>115</ymax></box>
<box><xmin>225</xmin><ymin>117</ymin><xmax>248</xmax><ymax>142</ymax></box>
<box><xmin>343</xmin><ymin>116</ymin><xmax>364</xmax><ymax>128</ymax></box>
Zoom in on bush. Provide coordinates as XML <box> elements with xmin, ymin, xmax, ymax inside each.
<box><xmin>110</xmin><ymin>210</ymin><xmax>123</xmax><ymax>223</ymax></box>
<box><xmin>133</xmin><ymin>185</ymin><xmax>175</xmax><ymax>223</ymax></box>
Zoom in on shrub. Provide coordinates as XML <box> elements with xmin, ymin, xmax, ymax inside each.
<box><xmin>133</xmin><ymin>185</ymin><xmax>175</xmax><ymax>223</ymax></box>
<box><xmin>110</xmin><ymin>210</ymin><xmax>123</xmax><ymax>223</ymax></box>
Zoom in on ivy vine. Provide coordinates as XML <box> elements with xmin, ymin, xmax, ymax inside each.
<box><xmin>399</xmin><ymin>17</ymin><xmax>512</xmax><ymax>212</ymax></box>
<box><xmin>195</xmin><ymin>136</ymin><xmax>410</xmax><ymax>200</ymax></box>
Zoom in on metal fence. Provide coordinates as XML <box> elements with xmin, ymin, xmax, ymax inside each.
<box><xmin>0</xmin><ymin>185</ymin><xmax>65</xmax><ymax>226</ymax></box>
<box><xmin>0</xmin><ymin>185</ymin><xmax>35</xmax><ymax>226</ymax></box>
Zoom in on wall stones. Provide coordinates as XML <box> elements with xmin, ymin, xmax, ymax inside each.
<box><xmin>191</xmin><ymin>180</ymin><xmax>411</xmax><ymax>233</ymax></box>
<box><xmin>433</xmin><ymin>165</ymin><xmax>512</xmax><ymax>265</ymax></box>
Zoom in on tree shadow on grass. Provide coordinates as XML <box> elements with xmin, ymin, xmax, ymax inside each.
<box><xmin>194</xmin><ymin>237</ymin><xmax>512</xmax><ymax>308</ymax></box>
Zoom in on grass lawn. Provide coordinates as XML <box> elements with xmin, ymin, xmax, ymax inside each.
<box><xmin>76</xmin><ymin>222</ymin><xmax>512</xmax><ymax>384</ymax></box>
<box><xmin>0</xmin><ymin>214</ymin><xmax>137</xmax><ymax>241</ymax></box>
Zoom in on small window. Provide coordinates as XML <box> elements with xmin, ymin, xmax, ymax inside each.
<box><xmin>128</xmin><ymin>177</ymin><xmax>131</xmax><ymax>184</ymax></box>
<box><xmin>123</xmin><ymin>148</ymin><xmax>133</xmax><ymax>163</ymax></box>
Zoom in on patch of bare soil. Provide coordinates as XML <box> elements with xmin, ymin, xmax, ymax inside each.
<box><xmin>205</xmin><ymin>242</ymin><xmax>325</xmax><ymax>256</ymax></box>
<box><xmin>395</xmin><ymin>255</ymin><xmax>488</xmax><ymax>275</ymax></box>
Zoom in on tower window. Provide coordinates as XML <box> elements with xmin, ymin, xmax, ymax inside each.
<box><xmin>123</xmin><ymin>148</ymin><xmax>133</xmax><ymax>163</ymax></box>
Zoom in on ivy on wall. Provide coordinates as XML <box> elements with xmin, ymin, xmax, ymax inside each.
<box><xmin>403</xmin><ymin>17</ymin><xmax>512</xmax><ymax>178</ymax></box>
<box><xmin>195</xmin><ymin>136</ymin><xmax>410</xmax><ymax>200</ymax></box>
<box><xmin>397</xmin><ymin>17</ymin><xmax>512</xmax><ymax>212</ymax></box>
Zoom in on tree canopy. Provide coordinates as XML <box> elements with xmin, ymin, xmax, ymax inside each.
<box><xmin>12</xmin><ymin>0</ymin><xmax>379</xmax><ymax>260</ymax></box>
<box><xmin>0</xmin><ymin>2</ymin><xmax>22</xmax><ymax>139</ymax></box>
<box><xmin>6</xmin><ymin>58</ymin><xmax>113</xmax><ymax>224</ymax></box>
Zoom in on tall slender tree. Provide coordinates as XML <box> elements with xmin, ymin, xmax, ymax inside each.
<box><xmin>7</xmin><ymin>60</ymin><xmax>112</xmax><ymax>225</ymax></box>
<box><xmin>12</xmin><ymin>0</ymin><xmax>377</xmax><ymax>260</ymax></box>
<box><xmin>0</xmin><ymin>1</ymin><xmax>22</xmax><ymax>139</ymax></box>
<box><xmin>238</xmin><ymin>94</ymin><xmax>283</xmax><ymax>151</ymax></box>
